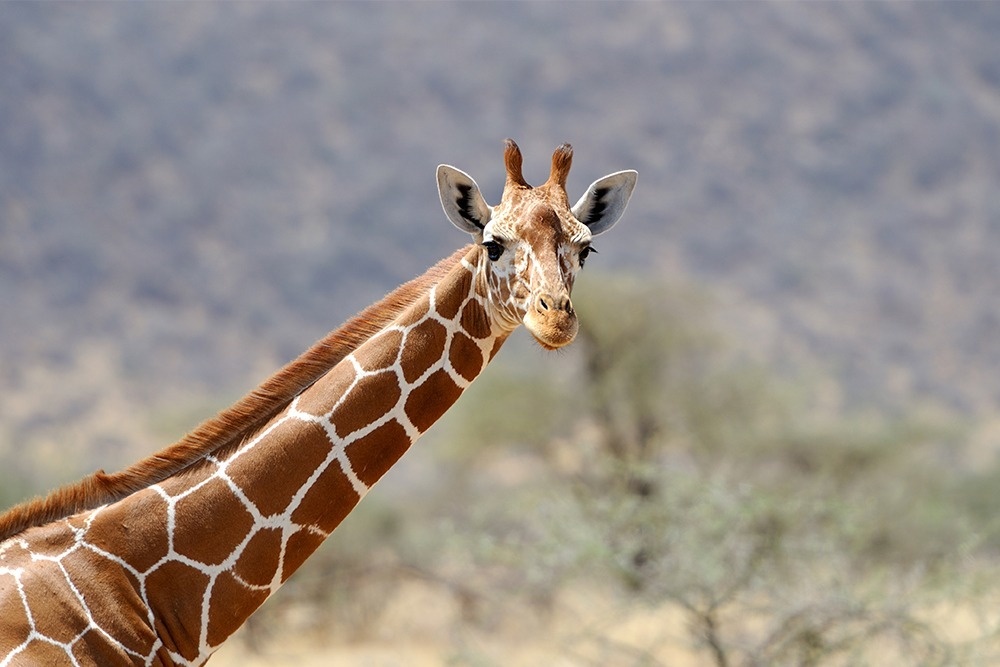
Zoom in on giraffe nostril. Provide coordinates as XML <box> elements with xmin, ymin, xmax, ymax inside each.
<box><xmin>535</xmin><ymin>293</ymin><xmax>573</xmax><ymax>314</ymax></box>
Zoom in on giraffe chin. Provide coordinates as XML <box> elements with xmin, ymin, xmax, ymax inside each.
<box><xmin>524</xmin><ymin>314</ymin><xmax>579</xmax><ymax>350</ymax></box>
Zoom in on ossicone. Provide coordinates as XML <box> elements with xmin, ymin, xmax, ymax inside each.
<box><xmin>503</xmin><ymin>138</ymin><xmax>529</xmax><ymax>188</ymax></box>
<box><xmin>546</xmin><ymin>143</ymin><xmax>573</xmax><ymax>190</ymax></box>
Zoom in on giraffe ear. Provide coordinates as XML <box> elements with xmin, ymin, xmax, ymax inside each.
<box><xmin>571</xmin><ymin>170</ymin><xmax>638</xmax><ymax>236</ymax></box>
<box><xmin>437</xmin><ymin>165</ymin><xmax>492</xmax><ymax>235</ymax></box>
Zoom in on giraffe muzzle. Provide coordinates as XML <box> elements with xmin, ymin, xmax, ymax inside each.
<box><xmin>524</xmin><ymin>292</ymin><xmax>579</xmax><ymax>350</ymax></box>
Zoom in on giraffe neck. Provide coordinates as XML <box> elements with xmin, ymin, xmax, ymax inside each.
<box><xmin>0</xmin><ymin>246</ymin><xmax>508</xmax><ymax>666</ymax></box>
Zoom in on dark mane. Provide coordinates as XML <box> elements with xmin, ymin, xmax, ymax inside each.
<box><xmin>0</xmin><ymin>245</ymin><xmax>474</xmax><ymax>543</ymax></box>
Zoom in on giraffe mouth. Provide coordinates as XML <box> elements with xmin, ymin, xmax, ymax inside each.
<box><xmin>523</xmin><ymin>290</ymin><xmax>579</xmax><ymax>350</ymax></box>
<box><xmin>523</xmin><ymin>309</ymin><xmax>579</xmax><ymax>350</ymax></box>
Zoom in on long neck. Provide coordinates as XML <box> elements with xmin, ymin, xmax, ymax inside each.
<box><xmin>85</xmin><ymin>246</ymin><xmax>506</xmax><ymax>664</ymax></box>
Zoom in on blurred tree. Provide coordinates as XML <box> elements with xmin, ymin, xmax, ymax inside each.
<box><xmin>423</xmin><ymin>273</ymin><xmax>979</xmax><ymax>665</ymax></box>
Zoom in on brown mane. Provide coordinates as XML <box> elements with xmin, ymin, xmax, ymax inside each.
<box><xmin>0</xmin><ymin>245</ymin><xmax>474</xmax><ymax>543</ymax></box>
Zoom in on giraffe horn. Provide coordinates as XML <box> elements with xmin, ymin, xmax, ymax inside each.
<box><xmin>546</xmin><ymin>142</ymin><xmax>573</xmax><ymax>190</ymax></box>
<box><xmin>504</xmin><ymin>138</ymin><xmax>530</xmax><ymax>188</ymax></box>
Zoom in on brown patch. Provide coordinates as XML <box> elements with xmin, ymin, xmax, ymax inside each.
<box><xmin>460</xmin><ymin>300</ymin><xmax>491</xmax><ymax>339</ymax></box>
<box><xmin>434</xmin><ymin>271</ymin><xmax>471</xmax><ymax>320</ymax></box>
<box><xmin>2</xmin><ymin>522</ymin><xmax>73</xmax><ymax>562</ymax></box>
<box><xmin>0</xmin><ymin>572</ymin><xmax>31</xmax><ymax>657</ymax></box>
<box><xmin>290</xmin><ymin>462</ymin><xmax>360</xmax><ymax>534</ymax></box>
<box><xmin>72</xmin><ymin>629</ymin><xmax>138</xmax><ymax>666</ymax></box>
<box><xmin>146</xmin><ymin>561</ymin><xmax>209</xmax><ymax>662</ymax></box>
<box><xmin>233</xmin><ymin>528</ymin><xmax>282</xmax><ymax>588</ymax></box>
<box><xmin>64</xmin><ymin>549</ymin><xmax>155</xmax><ymax>656</ymax></box>
<box><xmin>226</xmin><ymin>420</ymin><xmax>330</xmax><ymax>518</ymax></box>
<box><xmin>449</xmin><ymin>333</ymin><xmax>484</xmax><ymax>383</ymax></box>
<box><xmin>21</xmin><ymin>561</ymin><xmax>88</xmax><ymax>644</ymax></box>
<box><xmin>84</xmin><ymin>488</ymin><xmax>169</xmax><ymax>573</ymax></box>
<box><xmin>159</xmin><ymin>456</ymin><xmax>220</xmax><ymax>498</ymax></box>
<box><xmin>354</xmin><ymin>329</ymin><xmax>403</xmax><ymax>372</ymax></box>
<box><xmin>294</xmin><ymin>360</ymin><xmax>357</xmax><ymax>417</ymax></box>
<box><xmin>344</xmin><ymin>420</ymin><xmax>411</xmax><ymax>487</ymax></box>
<box><xmin>173</xmin><ymin>478</ymin><xmax>255</xmax><ymax>567</ymax></box>
<box><xmin>330</xmin><ymin>370</ymin><xmax>402</xmax><ymax>437</ymax></box>
<box><xmin>401</xmin><ymin>319</ymin><xmax>447</xmax><ymax>384</ymax></box>
<box><xmin>11</xmin><ymin>640</ymin><xmax>69</xmax><ymax>664</ymax></box>
<box><xmin>405</xmin><ymin>369</ymin><xmax>463</xmax><ymax>434</ymax></box>
<box><xmin>36</xmin><ymin>522</ymin><xmax>77</xmax><ymax>557</ymax></box>
<box><xmin>207</xmin><ymin>570</ymin><xmax>269</xmax><ymax>648</ymax></box>
<box><xmin>0</xmin><ymin>538</ymin><xmax>32</xmax><ymax>568</ymax></box>
<box><xmin>280</xmin><ymin>528</ymin><xmax>326</xmax><ymax>583</ymax></box>
<box><xmin>396</xmin><ymin>295</ymin><xmax>430</xmax><ymax>327</ymax></box>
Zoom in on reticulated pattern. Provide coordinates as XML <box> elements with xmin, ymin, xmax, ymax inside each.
<box><xmin>0</xmin><ymin>259</ymin><xmax>504</xmax><ymax>666</ymax></box>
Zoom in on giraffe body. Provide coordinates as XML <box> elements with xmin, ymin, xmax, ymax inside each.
<box><xmin>0</xmin><ymin>141</ymin><xmax>636</xmax><ymax>665</ymax></box>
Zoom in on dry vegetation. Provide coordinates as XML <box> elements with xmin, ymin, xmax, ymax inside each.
<box><xmin>218</xmin><ymin>279</ymin><xmax>999</xmax><ymax>665</ymax></box>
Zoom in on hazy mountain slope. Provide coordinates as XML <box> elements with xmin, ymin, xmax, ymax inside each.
<box><xmin>2</xmin><ymin>2</ymin><xmax>999</xmax><ymax>494</ymax></box>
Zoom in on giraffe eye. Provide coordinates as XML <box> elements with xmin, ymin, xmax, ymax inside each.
<box><xmin>482</xmin><ymin>240</ymin><xmax>504</xmax><ymax>262</ymax></box>
<box><xmin>579</xmin><ymin>245</ymin><xmax>597</xmax><ymax>268</ymax></box>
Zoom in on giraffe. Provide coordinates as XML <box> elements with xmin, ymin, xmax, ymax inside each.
<box><xmin>0</xmin><ymin>140</ymin><xmax>636</xmax><ymax>666</ymax></box>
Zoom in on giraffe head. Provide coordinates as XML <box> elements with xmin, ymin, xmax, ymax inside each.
<box><xmin>437</xmin><ymin>139</ymin><xmax>637</xmax><ymax>349</ymax></box>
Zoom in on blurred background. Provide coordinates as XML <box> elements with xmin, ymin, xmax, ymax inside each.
<box><xmin>3</xmin><ymin>2</ymin><xmax>1000</xmax><ymax>664</ymax></box>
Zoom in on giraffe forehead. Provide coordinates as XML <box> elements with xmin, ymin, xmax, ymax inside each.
<box><xmin>491</xmin><ymin>198</ymin><xmax>589</xmax><ymax>248</ymax></box>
